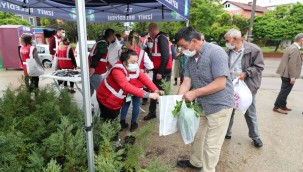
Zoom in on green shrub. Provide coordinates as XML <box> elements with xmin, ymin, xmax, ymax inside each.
<box><xmin>42</xmin><ymin>159</ymin><xmax>62</xmax><ymax>172</ymax></box>
<box><xmin>0</xmin><ymin>84</ymin><xmax>174</xmax><ymax>171</ymax></box>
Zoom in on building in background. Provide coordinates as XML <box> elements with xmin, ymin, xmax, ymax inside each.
<box><xmin>221</xmin><ymin>0</ymin><xmax>303</xmax><ymax>7</ymax></box>
<box><xmin>223</xmin><ymin>1</ymin><xmax>267</xmax><ymax>18</ymax></box>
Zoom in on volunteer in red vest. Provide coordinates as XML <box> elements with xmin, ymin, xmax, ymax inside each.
<box><xmin>96</xmin><ymin>49</ymin><xmax>161</xmax><ymax>122</ymax></box>
<box><xmin>20</xmin><ymin>34</ymin><xmax>44</xmax><ymax>92</ymax></box>
<box><xmin>49</xmin><ymin>28</ymin><xmax>65</xmax><ymax>59</ymax></box>
<box><xmin>57</xmin><ymin>37</ymin><xmax>77</xmax><ymax>93</ymax></box>
<box><xmin>143</xmin><ymin>23</ymin><xmax>173</xmax><ymax>121</ymax></box>
<box><xmin>120</xmin><ymin>31</ymin><xmax>154</xmax><ymax>132</ymax></box>
<box><xmin>89</xmin><ymin>29</ymin><xmax>116</xmax><ymax>96</ymax></box>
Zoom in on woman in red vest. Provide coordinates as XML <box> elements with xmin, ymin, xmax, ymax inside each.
<box><xmin>57</xmin><ymin>38</ymin><xmax>77</xmax><ymax>93</ymax></box>
<box><xmin>120</xmin><ymin>31</ymin><xmax>154</xmax><ymax>132</ymax></box>
<box><xmin>96</xmin><ymin>48</ymin><xmax>161</xmax><ymax>123</ymax></box>
<box><xmin>20</xmin><ymin>34</ymin><xmax>44</xmax><ymax>92</ymax></box>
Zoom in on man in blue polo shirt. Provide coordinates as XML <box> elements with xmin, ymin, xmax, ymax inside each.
<box><xmin>175</xmin><ymin>26</ymin><xmax>234</xmax><ymax>172</ymax></box>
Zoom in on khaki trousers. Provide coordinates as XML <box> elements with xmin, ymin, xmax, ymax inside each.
<box><xmin>190</xmin><ymin>108</ymin><xmax>233</xmax><ymax>172</ymax></box>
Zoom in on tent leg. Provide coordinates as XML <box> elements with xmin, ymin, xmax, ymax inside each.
<box><xmin>75</xmin><ymin>1</ymin><xmax>95</xmax><ymax>172</ymax></box>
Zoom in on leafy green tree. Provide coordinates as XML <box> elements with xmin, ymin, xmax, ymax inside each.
<box><xmin>86</xmin><ymin>22</ymin><xmax>124</xmax><ymax>41</ymax></box>
<box><xmin>132</xmin><ymin>21</ymin><xmax>184</xmax><ymax>40</ymax></box>
<box><xmin>0</xmin><ymin>12</ymin><xmax>31</xmax><ymax>26</ymax></box>
<box><xmin>189</xmin><ymin>0</ymin><xmax>224</xmax><ymax>36</ymax></box>
<box><xmin>253</xmin><ymin>3</ymin><xmax>303</xmax><ymax>51</ymax></box>
<box><xmin>208</xmin><ymin>12</ymin><xmax>249</xmax><ymax>45</ymax></box>
<box><xmin>132</xmin><ymin>22</ymin><xmax>150</xmax><ymax>33</ymax></box>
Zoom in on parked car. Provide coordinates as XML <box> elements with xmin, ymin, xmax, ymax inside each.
<box><xmin>36</xmin><ymin>44</ymin><xmax>52</xmax><ymax>68</ymax></box>
<box><xmin>75</xmin><ymin>40</ymin><xmax>96</xmax><ymax>67</ymax></box>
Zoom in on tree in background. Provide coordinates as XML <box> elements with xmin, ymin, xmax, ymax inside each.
<box><xmin>0</xmin><ymin>12</ymin><xmax>31</xmax><ymax>26</ymax></box>
<box><xmin>86</xmin><ymin>22</ymin><xmax>124</xmax><ymax>41</ymax></box>
<box><xmin>253</xmin><ymin>3</ymin><xmax>303</xmax><ymax>51</ymax></box>
<box><xmin>189</xmin><ymin>0</ymin><xmax>224</xmax><ymax>37</ymax></box>
<box><xmin>132</xmin><ymin>22</ymin><xmax>184</xmax><ymax>41</ymax></box>
<box><xmin>39</xmin><ymin>17</ymin><xmax>124</xmax><ymax>42</ymax></box>
<box><xmin>209</xmin><ymin>13</ymin><xmax>249</xmax><ymax>45</ymax></box>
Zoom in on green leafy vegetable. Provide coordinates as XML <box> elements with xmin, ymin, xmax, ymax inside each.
<box><xmin>172</xmin><ymin>100</ymin><xmax>202</xmax><ymax>118</ymax></box>
<box><xmin>160</xmin><ymin>79</ymin><xmax>171</xmax><ymax>95</ymax></box>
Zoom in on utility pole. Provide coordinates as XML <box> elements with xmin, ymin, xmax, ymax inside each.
<box><xmin>247</xmin><ymin>0</ymin><xmax>257</xmax><ymax>42</ymax></box>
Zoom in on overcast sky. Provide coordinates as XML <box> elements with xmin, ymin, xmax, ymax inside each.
<box><xmin>222</xmin><ymin>0</ymin><xmax>303</xmax><ymax>6</ymax></box>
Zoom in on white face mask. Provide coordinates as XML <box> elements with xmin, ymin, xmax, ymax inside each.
<box><xmin>61</xmin><ymin>33</ymin><xmax>66</xmax><ymax>38</ymax></box>
<box><xmin>147</xmin><ymin>42</ymin><xmax>153</xmax><ymax>48</ymax></box>
<box><xmin>127</xmin><ymin>63</ymin><xmax>139</xmax><ymax>72</ymax></box>
<box><xmin>183</xmin><ymin>49</ymin><xmax>197</xmax><ymax>57</ymax></box>
<box><xmin>182</xmin><ymin>42</ymin><xmax>196</xmax><ymax>57</ymax></box>
<box><xmin>226</xmin><ymin>42</ymin><xmax>235</xmax><ymax>50</ymax></box>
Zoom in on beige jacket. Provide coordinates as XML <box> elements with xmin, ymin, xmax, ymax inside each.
<box><xmin>276</xmin><ymin>44</ymin><xmax>302</xmax><ymax>79</ymax></box>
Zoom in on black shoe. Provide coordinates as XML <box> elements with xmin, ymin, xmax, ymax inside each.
<box><xmin>69</xmin><ymin>89</ymin><xmax>76</xmax><ymax>94</ymax></box>
<box><xmin>253</xmin><ymin>139</ymin><xmax>263</xmax><ymax>148</ymax></box>
<box><xmin>143</xmin><ymin>113</ymin><xmax>156</xmax><ymax>121</ymax></box>
<box><xmin>177</xmin><ymin>160</ymin><xmax>202</xmax><ymax>169</ymax></box>
<box><xmin>225</xmin><ymin>135</ymin><xmax>232</xmax><ymax>139</ymax></box>
<box><xmin>120</xmin><ymin>120</ymin><xmax>129</xmax><ymax>131</ymax></box>
<box><xmin>130</xmin><ymin>122</ymin><xmax>138</xmax><ymax>132</ymax></box>
<box><xmin>174</xmin><ymin>82</ymin><xmax>177</xmax><ymax>86</ymax></box>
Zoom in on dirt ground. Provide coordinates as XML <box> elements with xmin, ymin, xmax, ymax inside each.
<box><xmin>1</xmin><ymin>68</ymin><xmax>303</xmax><ymax>172</ymax></box>
<box><xmin>120</xmin><ymin>84</ymin><xmax>303</xmax><ymax>172</ymax></box>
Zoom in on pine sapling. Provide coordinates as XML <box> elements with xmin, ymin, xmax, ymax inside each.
<box><xmin>160</xmin><ymin>79</ymin><xmax>171</xmax><ymax>95</ymax></box>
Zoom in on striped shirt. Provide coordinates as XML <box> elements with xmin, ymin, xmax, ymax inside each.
<box><xmin>184</xmin><ymin>42</ymin><xmax>234</xmax><ymax>115</ymax></box>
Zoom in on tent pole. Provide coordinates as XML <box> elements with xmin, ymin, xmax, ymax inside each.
<box><xmin>186</xmin><ymin>20</ymin><xmax>189</xmax><ymax>27</ymax></box>
<box><xmin>75</xmin><ymin>0</ymin><xmax>95</xmax><ymax>172</ymax></box>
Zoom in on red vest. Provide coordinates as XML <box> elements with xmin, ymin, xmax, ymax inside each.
<box><xmin>131</xmin><ymin>46</ymin><xmax>145</xmax><ymax>70</ymax></box>
<box><xmin>57</xmin><ymin>45</ymin><xmax>74</xmax><ymax>69</ymax></box>
<box><xmin>151</xmin><ymin>34</ymin><xmax>173</xmax><ymax>70</ymax></box>
<box><xmin>52</xmin><ymin>35</ymin><xmax>61</xmax><ymax>59</ymax></box>
<box><xmin>97</xmin><ymin>62</ymin><xmax>137</xmax><ymax>110</ymax></box>
<box><xmin>88</xmin><ymin>40</ymin><xmax>108</xmax><ymax>74</ymax></box>
<box><xmin>20</xmin><ymin>45</ymin><xmax>34</xmax><ymax>76</ymax></box>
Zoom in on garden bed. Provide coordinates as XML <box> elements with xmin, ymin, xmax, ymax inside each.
<box><xmin>263</xmin><ymin>52</ymin><xmax>283</xmax><ymax>58</ymax></box>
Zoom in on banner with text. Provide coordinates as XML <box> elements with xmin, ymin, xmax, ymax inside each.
<box><xmin>0</xmin><ymin>0</ymin><xmax>188</xmax><ymax>22</ymax></box>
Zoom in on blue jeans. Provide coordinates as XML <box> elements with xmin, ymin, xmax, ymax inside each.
<box><xmin>120</xmin><ymin>96</ymin><xmax>141</xmax><ymax>123</ymax></box>
<box><xmin>90</xmin><ymin>74</ymin><xmax>102</xmax><ymax>96</ymax></box>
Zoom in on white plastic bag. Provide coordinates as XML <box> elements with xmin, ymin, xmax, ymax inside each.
<box><xmin>26</xmin><ymin>48</ymin><xmax>44</xmax><ymax>76</ymax></box>
<box><xmin>233</xmin><ymin>77</ymin><xmax>253</xmax><ymax>114</ymax></box>
<box><xmin>159</xmin><ymin>95</ymin><xmax>183</xmax><ymax>136</ymax></box>
<box><xmin>177</xmin><ymin>100</ymin><xmax>200</xmax><ymax>145</ymax></box>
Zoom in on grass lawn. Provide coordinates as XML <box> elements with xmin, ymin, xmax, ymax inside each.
<box><xmin>260</xmin><ymin>46</ymin><xmax>284</xmax><ymax>53</ymax></box>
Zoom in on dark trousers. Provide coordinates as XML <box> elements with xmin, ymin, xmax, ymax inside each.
<box><xmin>98</xmin><ymin>101</ymin><xmax>120</xmax><ymax>141</ymax></box>
<box><xmin>98</xmin><ymin>100</ymin><xmax>120</xmax><ymax>121</ymax></box>
<box><xmin>58</xmin><ymin>81</ymin><xmax>74</xmax><ymax>88</ymax></box>
<box><xmin>149</xmin><ymin>70</ymin><xmax>171</xmax><ymax>115</ymax></box>
<box><xmin>274</xmin><ymin>77</ymin><xmax>294</xmax><ymax>109</ymax></box>
<box><xmin>25</xmin><ymin>76</ymin><xmax>39</xmax><ymax>92</ymax></box>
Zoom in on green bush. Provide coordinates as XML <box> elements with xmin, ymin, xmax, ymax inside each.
<box><xmin>0</xmin><ymin>84</ymin><xmax>174</xmax><ymax>171</ymax></box>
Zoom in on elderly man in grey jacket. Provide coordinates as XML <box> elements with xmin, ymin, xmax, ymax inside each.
<box><xmin>274</xmin><ymin>33</ymin><xmax>303</xmax><ymax>114</ymax></box>
<box><xmin>224</xmin><ymin>29</ymin><xmax>264</xmax><ymax>148</ymax></box>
